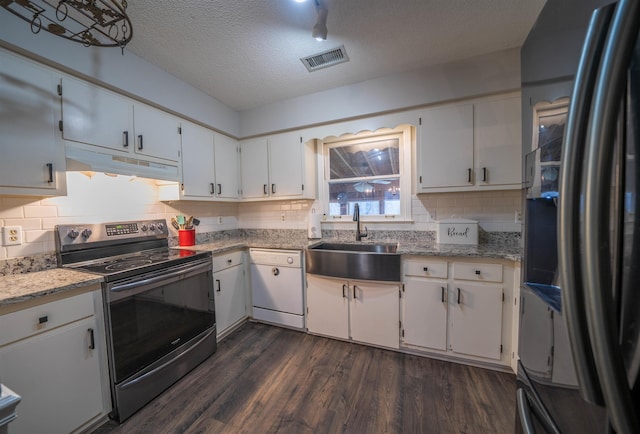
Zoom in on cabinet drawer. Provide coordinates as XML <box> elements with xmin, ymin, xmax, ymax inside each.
<box><xmin>0</xmin><ymin>291</ymin><xmax>95</xmax><ymax>347</ymax></box>
<box><xmin>404</xmin><ymin>259</ymin><xmax>448</xmax><ymax>279</ymax></box>
<box><xmin>452</xmin><ymin>262</ymin><xmax>503</xmax><ymax>283</ymax></box>
<box><xmin>213</xmin><ymin>250</ymin><xmax>244</xmax><ymax>272</ymax></box>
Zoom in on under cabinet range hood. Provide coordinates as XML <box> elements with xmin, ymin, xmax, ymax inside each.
<box><xmin>65</xmin><ymin>145</ymin><xmax>180</xmax><ymax>182</ymax></box>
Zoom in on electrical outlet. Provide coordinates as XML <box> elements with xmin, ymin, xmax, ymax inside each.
<box><xmin>281</xmin><ymin>214</ymin><xmax>286</xmax><ymax>222</ymax></box>
<box><xmin>217</xmin><ymin>216</ymin><xmax>223</xmax><ymax>224</ymax></box>
<box><xmin>2</xmin><ymin>226</ymin><xmax>22</xmax><ymax>246</ymax></box>
<box><xmin>515</xmin><ymin>211</ymin><xmax>523</xmax><ymax>224</ymax></box>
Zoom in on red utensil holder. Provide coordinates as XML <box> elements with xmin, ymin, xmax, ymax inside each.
<box><xmin>178</xmin><ymin>229</ymin><xmax>195</xmax><ymax>246</ymax></box>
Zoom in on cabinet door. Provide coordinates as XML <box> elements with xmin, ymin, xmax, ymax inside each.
<box><xmin>418</xmin><ymin>104</ymin><xmax>474</xmax><ymax>189</ymax></box>
<box><xmin>214</xmin><ymin>264</ymin><xmax>246</xmax><ymax>336</ymax></box>
<box><xmin>475</xmin><ymin>96</ymin><xmax>522</xmax><ymax>187</ymax></box>
<box><xmin>306</xmin><ymin>275</ymin><xmax>349</xmax><ymax>340</ymax></box>
<box><xmin>402</xmin><ymin>277</ymin><xmax>447</xmax><ymax>350</ymax></box>
<box><xmin>350</xmin><ymin>281</ymin><xmax>400</xmax><ymax>349</ymax></box>
<box><xmin>0</xmin><ymin>52</ymin><xmax>65</xmax><ymax>193</ymax></box>
<box><xmin>449</xmin><ymin>283</ymin><xmax>503</xmax><ymax>360</ymax></box>
<box><xmin>213</xmin><ymin>133</ymin><xmax>240</xmax><ymax>199</ymax></box>
<box><xmin>269</xmin><ymin>132</ymin><xmax>304</xmax><ymax>197</ymax></box>
<box><xmin>0</xmin><ymin>317</ymin><xmax>104</xmax><ymax>434</ymax></box>
<box><xmin>61</xmin><ymin>77</ymin><xmax>133</xmax><ymax>153</ymax></box>
<box><xmin>240</xmin><ymin>138</ymin><xmax>270</xmax><ymax>198</ymax></box>
<box><xmin>181</xmin><ymin>122</ymin><xmax>215</xmax><ymax>198</ymax></box>
<box><xmin>133</xmin><ymin>103</ymin><xmax>181</xmax><ymax>162</ymax></box>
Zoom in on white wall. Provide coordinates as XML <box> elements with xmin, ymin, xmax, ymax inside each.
<box><xmin>239</xmin><ymin>49</ymin><xmax>521</xmax><ymax>137</ymax></box>
<box><xmin>0</xmin><ymin>173</ymin><xmax>237</xmax><ymax>260</ymax></box>
<box><xmin>0</xmin><ymin>16</ymin><xmax>240</xmax><ymax>137</ymax></box>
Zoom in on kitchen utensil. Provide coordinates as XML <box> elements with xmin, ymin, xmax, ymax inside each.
<box><xmin>176</xmin><ymin>215</ymin><xmax>185</xmax><ymax>228</ymax></box>
<box><xmin>192</xmin><ymin>218</ymin><xmax>200</xmax><ymax>226</ymax></box>
<box><xmin>170</xmin><ymin>217</ymin><xmax>180</xmax><ymax>230</ymax></box>
<box><xmin>186</xmin><ymin>216</ymin><xmax>193</xmax><ymax>229</ymax></box>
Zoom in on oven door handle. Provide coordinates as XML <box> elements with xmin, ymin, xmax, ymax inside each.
<box><xmin>109</xmin><ymin>260</ymin><xmax>212</xmax><ymax>296</ymax></box>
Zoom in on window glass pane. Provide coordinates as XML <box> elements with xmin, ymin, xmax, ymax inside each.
<box><xmin>328</xmin><ymin>178</ymin><xmax>400</xmax><ymax>216</ymax></box>
<box><xmin>329</xmin><ymin>138</ymin><xmax>400</xmax><ymax>179</ymax></box>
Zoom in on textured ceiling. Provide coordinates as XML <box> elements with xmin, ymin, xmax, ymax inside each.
<box><xmin>124</xmin><ymin>0</ymin><xmax>546</xmax><ymax>112</ymax></box>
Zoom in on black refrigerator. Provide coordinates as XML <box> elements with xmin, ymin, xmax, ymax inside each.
<box><xmin>517</xmin><ymin>0</ymin><xmax>640</xmax><ymax>433</ymax></box>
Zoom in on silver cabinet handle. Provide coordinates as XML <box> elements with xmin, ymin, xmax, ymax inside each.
<box><xmin>582</xmin><ymin>1</ymin><xmax>640</xmax><ymax>431</ymax></box>
<box><xmin>137</xmin><ymin>134</ymin><xmax>143</xmax><ymax>150</ymax></box>
<box><xmin>271</xmin><ymin>184</ymin><xmax>276</xmax><ymax>194</ymax></box>
<box><xmin>482</xmin><ymin>167</ymin><xmax>487</xmax><ymax>182</ymax></box>
<box><xmin>457</xmin><ymin>288</ymin><xmax>461</xmax><ymax>305</ymax></box>
<box><xmin>123</xmin><ymin>131</ymin><xmax>129</xmax><ymax>148</ymax></box>
<box><xmin>263</xmin><ymin>184</ymin><xmax>268</xmax><ymax>195</ymax></box>
<box><xmin>467</xmin><ymin>168</ymin><xmax>472</xmax><ymax>183</ymax></box>
<box><xmin>209</xmin><ymin>183</ymin><xmax>215</xmax><ymax>195</ymax></box>
<box><xmin>353</xmin><ymin>285</ymin><xmax>357</xmax><ymax>300</ymax></box>
<box><xmin>559</xmin><ymin>3</ymin><xmax>614</xmax><ymax>406</ymax></box>
<box><xmin>342</xmin><ymin>284</ymin><xmax>347</xmax><ymax>299</ymax></box>
<box><xmin>217</xmin><ymin>184</ymin><xmax>222</xmax><ymax>195</ymax></box>
<box><xmin>441</xmin><ymin>286</ymin><xmax>446</xmax><ymax>303</ymax></box>
<box><xmin>215</xmin><ymin>279</ymin><xmax>221</xmax><ymax>292</ymax></box>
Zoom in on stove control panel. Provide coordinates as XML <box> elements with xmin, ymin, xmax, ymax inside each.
<box><xmin>106</xmin><ymin>223</ymin><xmax>139</xmax><ymax>236</ymax></box>
<box><xmin>56</xmin><ymin>219</ymin><xmax>169</xmax><ymax>250</ymax></box>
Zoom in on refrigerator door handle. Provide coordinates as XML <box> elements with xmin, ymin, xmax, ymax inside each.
<box><xmin>559</xmin><ymin>4</ymin><xmax>614</xmax><ymax>406</ymax></box>
<box><xmin>583</xmin><ymin>1</ymin><xmax>640</xmax><ymax>433</ymax></box>
<box><xmin>516</xmin><ymin>389</ymin><xmax>536</xmax><ymax>434</ymax></box>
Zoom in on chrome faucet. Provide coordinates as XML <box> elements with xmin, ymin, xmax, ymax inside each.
<box><xmin>353</xmin><ymin>203</ymin><xmax>368</xmax><ymax>241</ymax></box>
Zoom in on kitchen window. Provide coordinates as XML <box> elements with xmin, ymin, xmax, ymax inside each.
<box><xmin>322</xmin><ymin>126</ymin><xmax>412</xmax><ymax>221</ymax></box>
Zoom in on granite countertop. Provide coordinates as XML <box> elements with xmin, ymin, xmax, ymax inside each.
<box><xmin>0</xmin><ymin>269</ymin><xmax>103</xmax><ymax>308</ymax></box>
<box><xmin>187</xmin><ymin>237</ymin><xmax>522</xmax><ymax>262</ymax></box>
<box><xmin>0</xmin><ymin>234</ymin><xmax>521</xmax><ymax>309</ymax></box>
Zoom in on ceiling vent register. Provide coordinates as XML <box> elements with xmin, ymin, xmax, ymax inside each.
<box><xmin>301</xmin><ymin>45</ymin><xmax>349</xmax><ymax>72</ymax></box>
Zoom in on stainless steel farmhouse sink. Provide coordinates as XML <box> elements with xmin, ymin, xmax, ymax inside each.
<box><xmin>306</xmin><ymin>242</ymin><xmax>401</xmax><ymax>282</ymax></box>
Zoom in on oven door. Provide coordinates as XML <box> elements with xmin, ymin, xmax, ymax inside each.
<box><xmin>104</xmin><ymin>257</ymin><xmax>216</xmax><ymax>421</ymax></box>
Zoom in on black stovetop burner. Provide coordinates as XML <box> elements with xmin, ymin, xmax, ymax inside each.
<box><xmin>68</xmin><ymin>247</ymin><xmax>198</xmax><ymax>275</ymax></box>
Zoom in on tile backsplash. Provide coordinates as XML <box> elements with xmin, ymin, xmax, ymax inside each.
<box><xmin>0</xmin><ymin>172</ymin><xmax>523</xmax><ymax>260</ymax></box>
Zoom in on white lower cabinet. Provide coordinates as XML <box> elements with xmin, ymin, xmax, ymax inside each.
<box><xmin>402</xmin><ymin>278</ymin><xmax>448</xmax><ymax>350</ymax></box>
<box><xmin>306</xmin><ymin>274</ymin><xmax>399</xmax><ymax>349</ymax></box>
<box><xmin>449</xmin><ymin>282</ymin><xmax>503</xmax><ymax>360</ymax></box>
<box><xmin>213</xmin><ymin>251</ymin><xmax>247</xmax><ymax>338</ymax></box>
<box><xmin>0</xmin><ymin>289</ymin><xmax>110</xmax><ymax>434</ymax></box>
<box><xmin>402</xmin><ymin>257</ymin><xmax>512</xmax><ymax>367</ymax></box>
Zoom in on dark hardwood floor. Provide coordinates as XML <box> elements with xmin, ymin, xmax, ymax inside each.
<box><xmin>94</xmin><ymin>323</ymin><xmax>516</xmax><ymax>434</ymax></box>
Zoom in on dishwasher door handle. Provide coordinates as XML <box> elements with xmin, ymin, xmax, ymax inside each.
<box><xmin>272</xmin><ymin>267</ymin><xmax>280</xmax><ymax>276</ymax></box>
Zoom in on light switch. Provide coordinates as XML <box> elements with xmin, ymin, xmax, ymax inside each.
<box><xmin>2</xmin><ymin>226</ymin><xmax>22</xmax><ymax>246</ymax></box>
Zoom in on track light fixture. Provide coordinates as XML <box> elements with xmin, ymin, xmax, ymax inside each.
<box><xmin>312</xmin><ymin>0</ymin><xmax>327</xmax><ymax>41</ymax></box>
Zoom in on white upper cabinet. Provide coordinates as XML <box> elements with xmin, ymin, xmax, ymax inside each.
<box><xmin>213</xmin><ymin>133</ymin><xmax>240</xmax><ymax>199</ymax></box>
<box><xmin>475</xmin><ymin>96</ymin><xmax>522</xmax><ymax>187</ymax></box>
<box><xmin>240</xmin><ymin>133</ymin><xmax>316</xmax><ymax>201</ymax></box>
<box><xmin>240</xmin><ymin>138</ymin><xmax>270</xmax><ymax>199</ymax></box>
<box><xmin>180</xmin><ymin>122</ymin><xmax>215</xmax><ymax>198</ymax></box>
<box><xmin>60</xmin><ymin>77</ymin><xmax>133</xmax><ymax>154</ymax></box>
<box><xmin>61</xmin><ymin>77</ymin><xmax>181</xmax><ymax>163</ymax></box>
<box><xmin>0</xmin><ymin>50</ymin><xmax>66</xmax><ymax>195</ymax></box>
<box><xmin>132</xmin><ymin>104</ymin><xmax>181</xmax><ymax>162</ymax></box>
<box><xmin>180</xmin><ymin>123</ymin><xmax>239</xmax><ymax>201</ymax></box>
<box><xmin>269</xmin><ymin>132</ymin><xmax>305</xmax><ymax>197</ymax></box>
<box><xmin>418</xmin><ymin>104</ymin><xmax>474</xmax><ymax>189</ymax></box>
<box><xmin>417</xmin><ymin>93</ymin><xmax>522</xmax><ymax>193</ymax></box>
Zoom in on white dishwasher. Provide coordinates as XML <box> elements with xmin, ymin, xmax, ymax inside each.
<box><xmin>250</xmin><ymin>248</ymin><xmax>304</xmax><ymax>329</ymax></box>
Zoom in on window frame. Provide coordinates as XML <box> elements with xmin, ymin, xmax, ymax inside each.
<box><xmin>321</xmin><ymin>125</ymin><xmax>413</xmax><ymax>222</ymax></box>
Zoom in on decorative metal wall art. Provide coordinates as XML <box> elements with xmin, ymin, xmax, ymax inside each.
<box><xmin>0</xmin><ymin>0</ymin><xmax>133</xmax><ymax>51</ymax></box>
